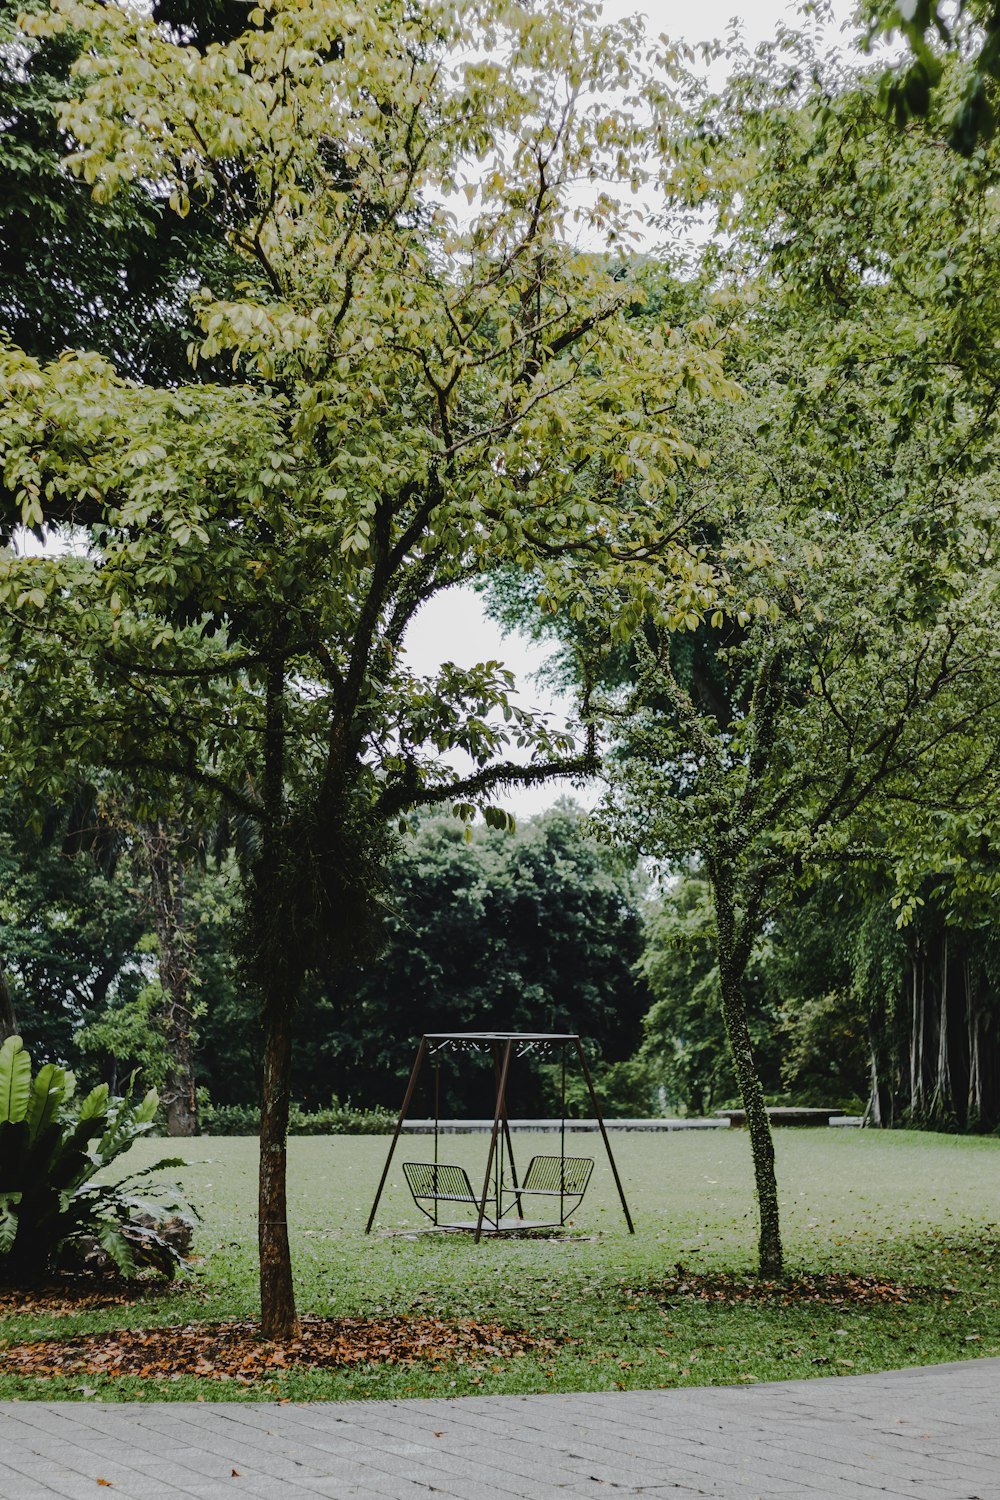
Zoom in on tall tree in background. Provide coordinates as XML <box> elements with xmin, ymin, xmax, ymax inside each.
<box><xmin>0</xmin><ymin>0</ymin><xmax>733</xmax><ymax>1334</ymax></box>
<box><xmin>0</xmin><ymin>0</ymin><xmax>254</xmax><ymax>1128</ymax></box>
<box><xmin>598</xmin><ymin>34</ymin><xmax>1000</xmax><ymax>1275</ymax></box>
<box><xmin>302</xmin><ymin>804</ymin><xmax>650</xmax><ymax>1116</ymax></box>
<box><xmin>488</xmin><ymin>32</ymin><xmax>1000</xmax><ymax>1275</ymax></box>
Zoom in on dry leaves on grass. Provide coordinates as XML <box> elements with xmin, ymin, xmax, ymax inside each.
<box><xmin>1</xmin><ymin>1315</ymin><xmax>556</xmax><ymax>1381</ymax></box>
<box><xmin>631</xmin><ymin>1270</ymin><xmax>939</xmax><ymax>1307</ymax></box>
<box><xmin>0</xmin><ymin>1278</ymin><xmax>178</xmax><ymax>1318</ymax></box>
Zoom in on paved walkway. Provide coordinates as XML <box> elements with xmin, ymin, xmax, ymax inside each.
<box><xmin>0</xmin><ymin>1359</ymin><xmax>997</xmax><ymax>1500</ymax></box>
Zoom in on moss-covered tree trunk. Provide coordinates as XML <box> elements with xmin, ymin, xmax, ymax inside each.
<box><xmin>0</xmin><ymin>969</ymin><xmax>17</xmax><ymax>1043</ymax></box>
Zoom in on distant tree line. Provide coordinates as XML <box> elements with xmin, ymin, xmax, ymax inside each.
<box><xmin>6</xmin><ymin>781</ymin><xmax>1000</xmax><ymax>1132</ymax></box>
<box><xmin>1</xmin><ymin>799</ymin><xmax>652</xmax><ymax>1118</ymax></box>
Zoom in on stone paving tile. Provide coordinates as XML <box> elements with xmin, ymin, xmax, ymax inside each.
<box><xmin>2</xmin><ymin>1358</ymin><xmax>999</xmax><ymax>1499</ymax></box>
<box><xmin>0</xmin><ymin>1461</ymin><xmax>64</xmax><ymax>1500</ymax></box>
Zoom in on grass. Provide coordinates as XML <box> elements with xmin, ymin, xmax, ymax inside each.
<box><xmin>2</xmin><ymin>1127</ymin><xmax>1000</xmax><ymax>1401</ymax></box>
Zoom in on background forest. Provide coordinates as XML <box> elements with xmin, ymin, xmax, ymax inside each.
<box><xmin>5</xmin><ymin>788</ymin><xmax>999</xmax><ymax>1133</ymax></box>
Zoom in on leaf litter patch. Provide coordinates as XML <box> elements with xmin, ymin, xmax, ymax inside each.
<box><xmin>1</xmin><ymin>1316</ymin><xmax>556</xmax><ymax>1381</ymax></box>
<box><xmin>0</xmin><ymin>1276</ymin><xmax>181</xmax><ymax>1317</ymax></box>
<box><xmin>630</xmin><ymin>1269</ymin><xmax>942</xmax><ymax>1307</ymax></box>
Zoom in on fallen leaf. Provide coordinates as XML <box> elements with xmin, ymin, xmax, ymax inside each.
<box><xmin>625</xmin><ymin>1271</ymin><xmax>939</xmax><ymax>1309</ymax></box>
<box><xmin>1</xmin><ymin>1317</ymin><xmax>556</xmax><ymax>1383</ymax></box>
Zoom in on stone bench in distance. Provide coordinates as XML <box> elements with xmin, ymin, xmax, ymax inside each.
<box><xmin>715</xmin><ymin>1106</ymin><xmax>861</xmax><ymax>1127</ymax></box>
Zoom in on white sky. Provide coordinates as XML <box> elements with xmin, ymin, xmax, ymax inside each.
<box><xmin>403</xmin><ymin>0</ymin><xmax>863</xmax><ymax>820</ymax></box>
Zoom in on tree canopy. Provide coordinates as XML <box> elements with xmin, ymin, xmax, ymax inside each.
<box><xmin>306</xmin><ymin>802</ymin><xmax>650</xmax><ymax>1116</ymax></box>
<box><xmin>486</xmin><ymin>25</ymin><xmax>1000</xmax><ymax>1275</ymax></box>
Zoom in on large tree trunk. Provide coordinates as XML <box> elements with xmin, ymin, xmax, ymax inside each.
<box><xmin>254</xmin><ymin>646</ymin><xmax>302</xmax><ymax>1341</ymax></box>
<box><xmin>0</xmin><ymin>969</ymin><xmax>17</xmax><ymax>1042</ymax></box>
<box><xmin>142</xmin><ymin>820</ymin><xmax>198</xmax><ymax>1137</ymax></box>
<box><xmin>259</xmin><ymin>977</ymin><xmax>299</xmax><ymax>1340</ymax></box>
<box><xmin>251</xmin><ymin>844</ymin><xmax>307</xmax><ymax>1339</ymax></box>
<box><xmin>713</xmin><ymin>882</ymin><xmax>783</xmax><ymax>1278</ymax></box>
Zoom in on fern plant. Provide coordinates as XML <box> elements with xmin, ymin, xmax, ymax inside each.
<box><xmin>0</xmin><ymin>1035</ymin><xmax>193</xmax><ymax>1282</ymax></box>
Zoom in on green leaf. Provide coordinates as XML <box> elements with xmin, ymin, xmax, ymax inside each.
<box><xmin>0</xmin><ymin>1037</ymin><xmax>31</xmax><ymax>1125</ymax></box>
<box><xmin>26</xmin><ymin>1062</ymin><xmax>67</xmax><ymax>1143</ymax></box>
<box><xmin>0</xmin><ymin>1192</ymin><xmax>21</xmax><ymax>1254</ymax></box>
<box><xmin>135</xmin><ymin>1087</ymin><xmax>159</xmax><ymax>1124</ymax></box>
<box><xmin>114</xmin><ymin>1157</ymin><xmax>188</xmax><ymax>1187</ymax></box>
<box><xmin>77</xmin><ymin>1083</ymin><xmax>110</xmax><ymax>1122</ymax></box>
<box><xmin>95</xmin><ymin>1219</ymin><xmax>138</xmax><ymax>1277</ymax></box>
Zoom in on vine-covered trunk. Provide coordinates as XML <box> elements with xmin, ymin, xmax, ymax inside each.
<box><xmin>142</xmin><ymin>821</ymin><xmax>198</xmax><ymax>1137</ymax></box>
<box><xmin>0</xmin><ymin>969</ymin><xmax>16</xmax><ymax>1043</ymax></box>
<box><xmin>966</xmin><ymin>961</ymin><xmax>983</xmax><ymax>1126</ymax></box>
<box><xmin>719</xmin><ymin>968</ymin><xmax>783</xmax><ymax>1277</ymax></box>
<box><xmin>713</xmin><ymin>882</ymin><xmax>783</xmax><ymax>1278</ymax></box>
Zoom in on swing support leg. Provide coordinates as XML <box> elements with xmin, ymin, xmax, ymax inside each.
<box><xmin>492</xmin><ymin>1045</ymin><xmax>523</xmax><ymax>1220</ymax></box>
<box><xmin>575</xmin><ymin>1037</ymin><xmax>635</xmax><ymax>1233</ymax></box>
<box><xmin>365</xmin><ymin>1037</ymin><xmax>426</xmax><ymax>1234</ymax></box>
<box><xmin>476</xmin><ymin>1039</ymin><xmax>513</xmax><ymax>1242</ymax></box>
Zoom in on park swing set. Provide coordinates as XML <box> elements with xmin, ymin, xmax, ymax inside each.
<box><xmin>365</xmin><ymin>1032</ymin><xmax>635</xmax><ymax>1240</ymax></box>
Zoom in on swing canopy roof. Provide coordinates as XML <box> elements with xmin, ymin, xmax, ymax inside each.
<box><xmin>423</xmin><ymin>1032</ymin><xmax>579</xmax><ymax>1054</ymax></box>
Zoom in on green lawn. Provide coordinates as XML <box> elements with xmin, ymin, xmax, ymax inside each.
<box><xmin>2</xmin><ymin>1127</ymin><xmax>999</xmax><ymax>1401</ymax></box>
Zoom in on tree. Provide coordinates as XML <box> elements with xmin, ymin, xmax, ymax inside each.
<box><xmin>598</xmin><ymin>419</ymin><xmax>1000</xmax><ymax>1271</ymax></box>
<box><xmin>476</xmin><ymin>25</ymin><xmax>1000</xmax><ymax>1274</ymax></box>
<box><xmin>0</xmin><ymin>786</ymin><xmax>215</xmax><ymax>1119</ymax></box>
<box><xmin>0</xmin><ymin>0</ymin><xmax>732</xmax><ymax>1333</ymax></box>
<box><xmin>832</xmin><ymin>876</ymin><xmax>1000</xmax><ymax>1130</ymax></box>
<box><xmin>296</xmin><ymin>803</ymin><xmax>650</xmax><ymax>1116</ymax></box>
<box><xmin>0</xmin><ymin>0</ymin><xmax>245</xmax><ymax>383</ymax></box>
<box><xmin>638</xmin><ymin>870</ymin><xmax>775</xmax><ymax>1118</ymax></box>
<box><xmin>0</xmin><ymin>0</ymin><xmax>258</xmax><ymax>1126</ymax></box>
<box><xmin>589</xmin><ymin>31</ymin><xmax>1000</xmax><ymax>1274</ymax></box>
<box><xmin>0</xmin><ymin>790</ymin><xmax>149</xmax><ymax>1071</ymax></box>
<box><xmin>862</xmin><ymin>0</ymin><xmax>1000</xmax><ymax>154</ymax></box>
<box><xmin>638</xmin><ymin>870</ymin><xmax>871</xmax><ymax>1118</ymax></box>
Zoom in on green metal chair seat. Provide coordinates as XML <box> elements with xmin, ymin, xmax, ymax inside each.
<box><xmin>517</xmin><ymin>1154</ymin><xmax>594</xmax><ymax>1196</ymax></box>
<box><xmin>501</xmin><ymin>1154</ymin><xmax>594</xmax><ymax>1225</ymax></box>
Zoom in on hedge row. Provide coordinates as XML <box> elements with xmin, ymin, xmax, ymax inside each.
<box><xmin>199</xmin><ymin>1100</ymin><xmax>396</xmax><ymax>1135</ymax></box>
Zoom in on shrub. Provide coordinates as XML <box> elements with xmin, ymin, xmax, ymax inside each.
<box><xmin>198</xmin><ymin>1095</ymin><xmax>395</xmax><ymax>1135</ymax></box>
<box><xmin>0</xmin><ymin>1035</ymin><xmax>194</xmax><ymax>1282</ymax></box>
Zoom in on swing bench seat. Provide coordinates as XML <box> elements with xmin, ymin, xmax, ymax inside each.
<box><xmin>402</xmin><ymin>1155</ymin><xmax>594</xmax><ymax>1232</ymax></box>
<box><xmin>503</xmin><ymin>1155</ymin><xmax>594</xmax><ymax>1224</ymax></box>
<box><xmin>515</xmin><ymin>1154</ymin><xmax>594</xmax><ymax>1200</ymax></box>
<box><xmin>403</xmin><ymin>1161</ymin><xmax>482</xmax><ymax>1213</ymax></box>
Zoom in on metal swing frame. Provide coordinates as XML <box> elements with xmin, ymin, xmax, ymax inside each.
<box><xmin>364</xmin><ymin>1032</ymin><xmax>635</xmax><ymax>1240</ymax></box>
